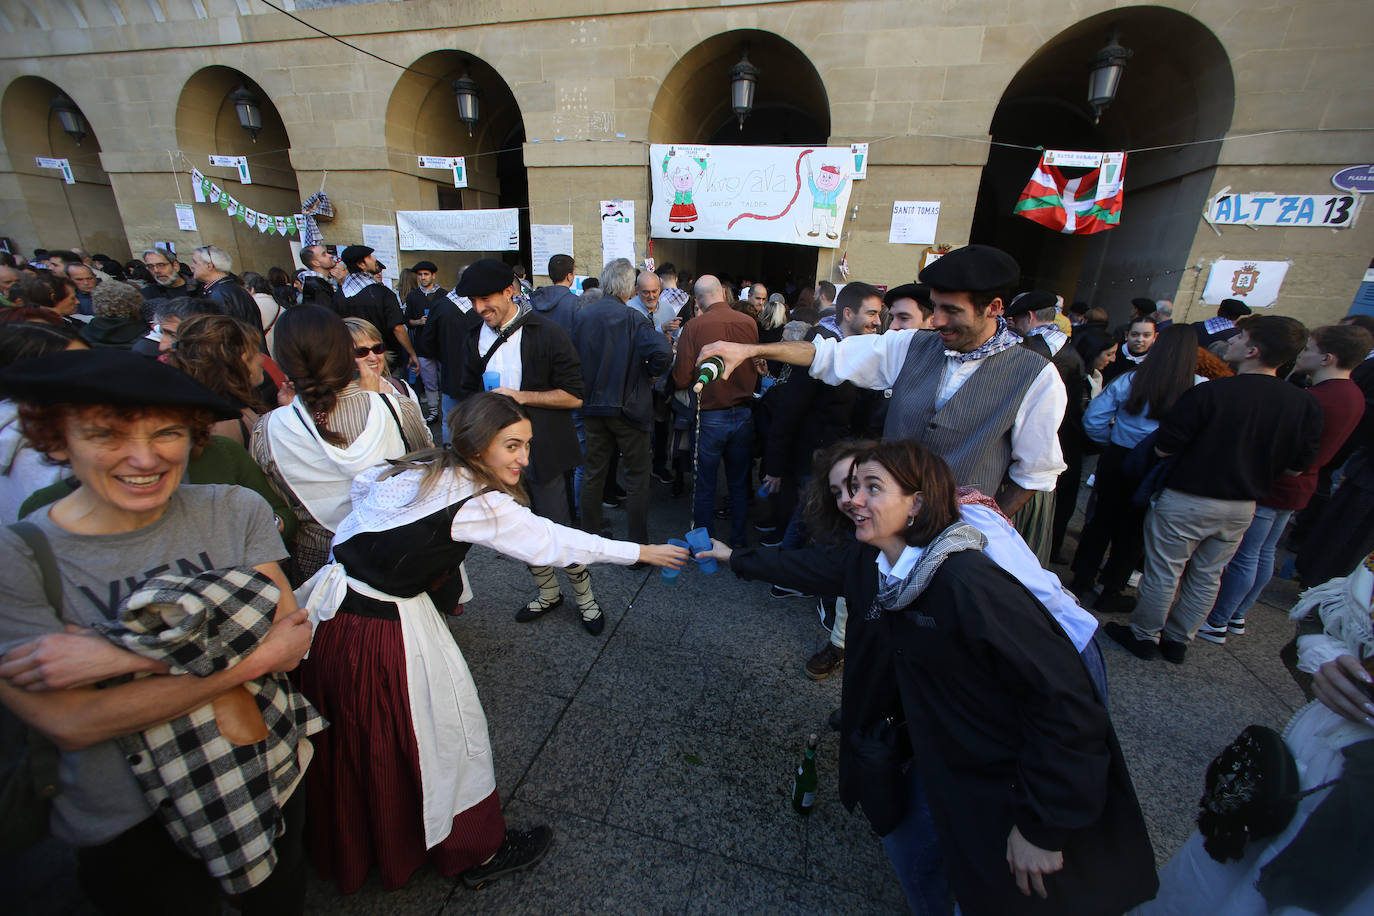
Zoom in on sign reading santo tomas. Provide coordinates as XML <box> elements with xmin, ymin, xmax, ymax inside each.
<box><xmin>649</xmin><ymin>144</ymin><xmax>856</xmax><ymax>248</ymax></box>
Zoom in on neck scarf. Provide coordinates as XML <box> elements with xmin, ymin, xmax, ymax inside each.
<box><xmin>949</xmin><ymin>317</ymin><xmax>1022</xmax><ymax>363</ymax></box>
<box><xmin>1026</xmin><ymin>323</ymin><xmax>1069</xmax><ymax>355</ymax></box>
<box><xmin>871</xmin><ymin>521</ymin><xmax>987</xmax><ymax>616</ymax></box>
<box><xmin>341</xmin><ymin>271</ymin><xmax>379</xmax><ymax>299</ymax></box>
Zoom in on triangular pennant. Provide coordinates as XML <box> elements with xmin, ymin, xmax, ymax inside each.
<box><xmin>209</xmin><ymin>184</ymin><xmax>222</xmax><ymax>204</ymax></box>
<box><xmin>226</xmin><ymin>197</ymin><xmax>238</xmax><ymax>218</ymax></box>
<box><xmin>200</xmin><ymin>177</ymin><xmax>212</xmax><ymax>197</ymax></box>
<box><xmin>243</xmin><ymin>207</ymin><xmax>257</xmax><ymax>226</ymax></box>
<box><xmin>274</xmin><ymin>216</ymin><xmax>288</xmax><ymax>236</ymax></box>
<box><xmin>257</xmin><ymin>213</ymin><xmax>270</xmax><ymax>233</ymax></box>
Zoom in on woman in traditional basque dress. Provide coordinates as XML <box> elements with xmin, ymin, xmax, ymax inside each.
<box><xmin>293</xmin><ymin>393</ymin><xmax>687</xmax><ymax>893</ymax></box>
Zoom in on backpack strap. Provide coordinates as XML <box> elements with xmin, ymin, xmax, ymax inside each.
<box><xmin>8</xmin><ymin>521</ymin><xmax>62</xmax><ymax>611</ymax></box>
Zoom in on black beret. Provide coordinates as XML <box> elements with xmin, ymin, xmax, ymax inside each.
<box><xmin>884</xmin><ymin>283</ymin><xmax>930</xmax><ymax>308</ymax></box>
<box><xmin>455</xmin><ymin>259</ymin><xmax>516</xmax><ymax>298</ymax></box>
<box><xmin>0</xmin><ymin>349</ymin><xmax>240</xmax><ymax>419</ymax></box>
<box><xmin>1219</xmin><ymin>298</ymin><xmax>1253</xmax><ymax>319</ymax></box>
<box><xmin>1004</xmin><ymin>289</ymin><xmax>1058</xmax><ymax>318</ymax></box>
<box><xmin>917</xmin><ymin>244</ymin><xmax>1019</xmax><ymax>294</ymax></box>
<box><xmin>409</xmin><ymin>260</ymin><xmax>438</xmax><ymax>274</ymax></box>
<box><xmin>1131</xmin><ymin>297</ymin><xmax>1156</xmax><ymax>313</ymax></box>
<box><xmin>340</xmin><ymin>245</ymin><xmax>374</xmax><ymax>267</ymax></box>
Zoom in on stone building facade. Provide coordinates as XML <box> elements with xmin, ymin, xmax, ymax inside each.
<box><xmin>0</xmin><ymin>0</ymin><xmax>1370</xmax><ymax>326</ymax></box>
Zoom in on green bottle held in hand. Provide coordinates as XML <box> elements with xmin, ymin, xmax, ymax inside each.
<box><xmin>693</xmin><ymin>356</ymin><xmax>724</xmax><ymax>393</ymax></box>
<box><xmin>791</xmin><ymin>733</ymin><xmax>818</xmax><ymax>816</ymax></box>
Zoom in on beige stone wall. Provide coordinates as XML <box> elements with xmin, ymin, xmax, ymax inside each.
<box><xmin>0</xmin><ymin>0</ymin><xmax>1368</xmax><ymax>321</ymax></box>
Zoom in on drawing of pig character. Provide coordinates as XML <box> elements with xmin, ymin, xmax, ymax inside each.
<box><xmin>806</xmin><ymin>159</ymin><xmax>848</xmax><ymax>239</ymax></box>
<box><xmin>663</xmin><ymin>147</ymin><xmax>708</xmax><ymax>232</ymax></box>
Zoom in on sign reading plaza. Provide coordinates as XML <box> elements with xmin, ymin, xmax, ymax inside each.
<box><xmin>1205</xmin><ymin>192</ymin><xmax>1357</xmax><ymax>228</ymax></box>
<box><xmin>649</xmin><ymin>143</ymin><xmax>856</xmax><ymax>248</ymax></box>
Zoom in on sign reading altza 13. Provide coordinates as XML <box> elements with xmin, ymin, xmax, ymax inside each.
<box><xmin>1207</xmin><ymin>192</ymin><xmax>1357</xmax><ymax>228</ymax></box>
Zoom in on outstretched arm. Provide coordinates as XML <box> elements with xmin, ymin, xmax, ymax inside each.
<box><xmin>699</xmin><ymin>339</ymin><xmax>816</xmax><ymax>381</ymax></box>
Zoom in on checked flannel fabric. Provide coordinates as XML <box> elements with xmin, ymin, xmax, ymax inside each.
<box><xmin>100</xmin><ymin>567</ymin><xmax>326</xmax><ymax>893</ymax></box>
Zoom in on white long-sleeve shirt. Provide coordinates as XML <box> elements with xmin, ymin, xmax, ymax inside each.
<box><xmin>808</xmin><ymin>330</ymin><xmax>1067</xmax><ymax>491</ymax></box>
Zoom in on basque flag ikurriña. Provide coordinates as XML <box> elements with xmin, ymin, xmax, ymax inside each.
<box><xmin>1014</xmin><ymin>151</ymin><xmax>1127</xmax><ymax>235</ymax></box>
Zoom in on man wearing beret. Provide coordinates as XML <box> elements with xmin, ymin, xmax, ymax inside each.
<box><xmin>1006</xmin><ymin>289</ymin><xmax>1088</xmax><ymax>564</ymax></box>
<box><xmin>457</xmin><ymin>259</ymin><xmax>611</xmax><ymax>634</ymax></box>
<box><xmin>883</xmin><ymin>283</ymin><xmax>932</xmax><ymax>331</ymax></box>
<box><xmin>404</xmin><ymin>260</ymin><xmax>447</xmax><ymax>424</ymax></box>
<box><xmin>700</xmin><ymin>244</ymin><xmax>1067</xmax><ymax>522</ymax></box>
<box><xmin>333</xmin><ymin>245</ymin><xmax>419</xmax><ymax>376</ymax></box>
<box><xmin>1193</xmin><ymin>298</ymin><xmax>1252</xmax><ymax>350</ymax></box>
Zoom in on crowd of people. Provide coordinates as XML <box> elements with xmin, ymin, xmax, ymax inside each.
<box><xmin>0</xmin><ymin>237</ymin><xmax>1371</xmax><ymax>915</ymax></box>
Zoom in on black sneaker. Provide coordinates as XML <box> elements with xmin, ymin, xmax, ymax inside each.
<box><xmin>817</xmin><ymin>596</ymin><xmax>836</xmax><ymax>632</ymax></box>
<box><xmin>652</xmin><ymin>466</ymin><xmax>674</xmax><ymax>484</ymax></box>
<box><xmin>1103</xmin><ymin>621</ymin><xmax>1158</xmax><ymax>661</ymax></box>
<box><xmin>1159</xmin><ymin>638</ymin><xmax>1188</xmax><ymax>664</ymax></box>
<box><xmin>461</xmin><ymin>826</ymin><xmax>554</xmax><ymax>889</ymax></box>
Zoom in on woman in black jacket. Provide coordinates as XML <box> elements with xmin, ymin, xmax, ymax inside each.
<box><xmin>698</xmin><ymin>440</ymin><xmax>1156</xmax><ymax>915</ymax></box>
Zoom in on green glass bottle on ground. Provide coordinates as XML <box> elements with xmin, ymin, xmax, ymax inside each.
<box><xmin>791</xmin><ymin>733</ymin><xmax>818</xmax><ymax>816</ymax></box>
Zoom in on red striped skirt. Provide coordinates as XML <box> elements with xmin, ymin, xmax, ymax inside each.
<box><xmin>296</xmin><ymin>611</ymin><xmax>506</xmax><ymax>894</ymax></box>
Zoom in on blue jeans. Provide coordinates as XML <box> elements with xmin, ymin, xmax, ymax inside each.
<box><xmin>1206</xmin><ymin>505</ymin><xmax>1293</xmax><ymax>628</ymax></box>
<box><xmin>440</xmin><ymin>393</ymin><xmax>460</xmax><ymax>444</ymax></box>
<box><xmin>692</xmin><ymin>407</ymin><xmax>753</xmax><ymax>545</ymax></box>
<box><xmin>778</xmin><ymin>474</ymin><xmax>812</xmax><ymax>549</ymax></box>
<box><xmin>881</xmin><ymin>764</ymin><xmax>954</xmax><ymax>916</ymax></box>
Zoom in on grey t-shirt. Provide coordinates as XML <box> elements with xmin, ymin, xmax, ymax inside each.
<box><xmin>0</xmin><ymin>484</ymin><xmax>287</xmax><ymax>846</ymax></box>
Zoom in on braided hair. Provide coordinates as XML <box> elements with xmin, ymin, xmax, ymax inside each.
<box><xmin>271</xmin><ymin>304</ymin><xmax>353</xmax><ymax>446</ymax></box>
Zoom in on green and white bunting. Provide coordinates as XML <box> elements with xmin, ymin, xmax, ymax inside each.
<box><xmin>188</xmin><ymin>167</ymin><xmax>301</xmax><ymax>237</ymax></box>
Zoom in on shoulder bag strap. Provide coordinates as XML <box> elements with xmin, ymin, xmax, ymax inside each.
<box><xmin>6</xmin><ymin>521</ymin><xmax>63</xmax><ymax>799</ymax></box>
<box><xmin>376</xmin><ymin>391</ymin><xmax>411</xmax><ymax>449</ymax></box>
<box><xmin>8</xmin><ymin>521</ymin><xmax>62</xmax><ymax>611</ymax></box>
<box><xmin>478</xmin><ymin>311</ymin><xmax>530</xmax><ymax>374</ymax></box>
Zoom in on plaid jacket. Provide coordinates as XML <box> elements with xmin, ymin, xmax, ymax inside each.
<box><xmin>101</xmin><ymin>567</ymin><xmax>326</xmax><ymax>893</ymax></box>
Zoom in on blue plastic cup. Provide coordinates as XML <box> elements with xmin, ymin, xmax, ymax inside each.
<box><xmin>662</xmin><ymin>538</ymin><xmax>690</xmax><ymax>584</ymax></box>
<box><xmin>760</xmin><ymin>375</ymin><xmax>776</xmax><ymax>391</ymax></box>
<box><xmin>482</xmin><ymin>370</ymin><xmax>501</xmax><ymax>391</ymax></box>
<box><xmin>685</xmin><ymin>527</ymin><xmax>717</xmax><ymax>574</ymax></box>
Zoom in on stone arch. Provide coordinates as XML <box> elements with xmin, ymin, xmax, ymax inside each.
<box><xmin>384</xmin><ymin>51</ymin><xmax>528</xmax><ymax>278</ymax></box>
<box><xmin>175</xmin><ymin>66</ymin><xmax>301</xmax><ymax>274</ymax></box>
<box><xmin>649</xmin><ymin>29</ymin><xmax>831</xmax><ymax>291</ymax></box>
<box><xmin>970</xmin><ymin>7</ymin><xmax>1235</xmax><ymax>314</ymax></box>
<box><xmin>0</xmin><ymin>76</ymin><xmax>130</xmax><ymax>259</ymax></box>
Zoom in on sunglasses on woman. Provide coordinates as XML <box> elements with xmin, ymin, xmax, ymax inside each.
<box><xmin>354</xmin><ymin>343</ymin><xmax>386</xmax><ymax>358</ymax></box>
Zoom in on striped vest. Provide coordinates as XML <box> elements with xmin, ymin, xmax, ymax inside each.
<box><xmin>883</xmin><ymin>332</ymin><xmax>1049</xmax><ymax>494</ymax></box>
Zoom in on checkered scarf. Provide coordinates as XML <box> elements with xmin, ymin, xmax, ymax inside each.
<box><xmin>341</xmin><ymin>270</ymin><xmax>379</xmax><ymax>299</ymax></box>
<box><xmin>1204</xmin><ymin>316</ymin><xmax>1235</xmax><ymax>336</ymax></box>
<box><xmin>101</xmin><ymin>568</ymin><xmax>326</xmax><ymax>893</ymax></box>
<box><xmin>947</xmin><ymin>317</ymin><xmax>1023</xmax><ymax>363</ymax></box>
<box><xmin>1026</xmin><ymin>322</ymin><xmax>1069</xmax><ymax>355</ymax></box>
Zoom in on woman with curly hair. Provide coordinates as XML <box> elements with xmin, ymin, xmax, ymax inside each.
<box><xmin>252</xmin><ymin>305</ymin><xmax>431</xmax><ymax>582</ymax></box>
<box><xmin>165</xmin><ymin>314</ymin><xmax>268</xmax><ymax>446</ymax></box>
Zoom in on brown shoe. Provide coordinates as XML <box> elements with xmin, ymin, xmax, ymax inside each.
<box><xmin>805</xmin><ymin>643</ymin><xmax>844</xmax><ymax>680</ymax></box>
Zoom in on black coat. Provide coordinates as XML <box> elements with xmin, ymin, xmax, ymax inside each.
<box><xmin>763</xmin><ymin>324</ymin><xmax>871</xmax><ymax>478</ymax></box>
<box><xmin>423</xmin><ymin>295</ymin><xmax>483</xmax><ymax>398</ymax></box>
<box><xmin>300</xmin><ymin>276</ymin><xmax>335</xmax><ymax>310</ymax></box>
<box><xmin>730</xmin><ymin>543</ymin><xmax>1158</xmax><ymax>916</ymax></box>
<box><xmin>332</xmin><ymin>281</ymin><xmax>406</xmax><ymax>355</ymax></box>
<box><xmin>1023</xmin><ymin>334</ymin><xmax>1089</xmax><ymax>458</ymax></box>
<box><xmin>200</xmin><ymin>275</ymin><xmax>264</xmax><ymax>339</ymax></box>
<box><xmin>460</xmin><ymin>310</ymin><xmax>584</xmax><ymax>485</ymax></box>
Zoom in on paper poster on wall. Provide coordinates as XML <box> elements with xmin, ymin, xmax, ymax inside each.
<box><xmin>531</xmin><ymin>224</ymin><xmax>574</xmax><ymax>274</ymax></box>
<box><xmin>649</xmin><ymin>144</ymin><xmax>855</xmax><ymax>248</ymax></box>
<box><xmin>600</xmin><ymin>200</ymin><xmax>636</xmax><ymax>266</ymax></box>
<box><xmin>1204</xmin><ymin>191</ymin><xmax>1357</xmax><ymax>229</ymax></box>
<box><xmin>396</xmin><ymin>208</ymin><xmax>520</xmax><ymax>251</ymax></box>
<box><xmin>362</xmin><ymin>222</ymin><xmax>400</xmax><ymax>284</ymax></box>
<box><xmin>850</xmin><ymin>143</ymin><xmax>869</xmax><ymax>180</ymax></box>
<box><xmin>174</xmin><ymin>204</ymin><xmax>197</xmax><ymax>232</ymax></box>
<box><xmin>208</xmin><ymin>154</ymin><xmax>251</xmax><ymax>185</ymax></box>
<box><xmin>1201</xmin><ymin>259</ymin><xmax>1290</xmax><ymax>309</ymax></box>
<box><xmin>35</xmin><ymin>157</ymin><xmax>74</xmax><ymax>184</ymax></box>
<box><xmin>888</xmin><ymin>201</ymin><xmax>941</xmax><ymax>245</ymax></box>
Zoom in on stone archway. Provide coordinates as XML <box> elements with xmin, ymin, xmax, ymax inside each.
<box><xmin>970</xmin><ymin>7</ymin><xmax>1235</xmax><ymax>316</ymax></box>
<box><xmin>649</xmin><ymin>29</ymin><xmax>830</xmax><ymax>296</ymax></box>
<box><xmin>384</xmin><ymin>51</ymin><xmax>528</xmax><ymax>281</ymax></box>
<box><xmin>175</xmin><ymin>67</ymin><xmax>300</xmax><ymax>274</ymax></box>
<box><xmin>0</xmin><ymin>76</ymin><xmax>130</xmax><ymax>259</ymax></box>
